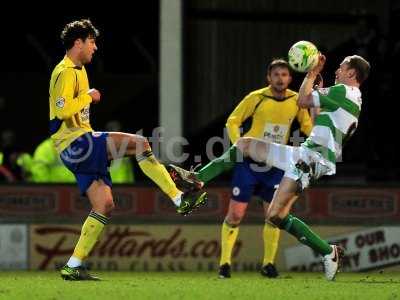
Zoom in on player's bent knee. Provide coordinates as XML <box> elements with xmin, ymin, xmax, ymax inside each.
<box><xmin>104</xmin><ymin>199</ymin><xmax>115</xmax><ymax>213</ymax></box>
<box><xmin>103</xmin><ymin>199</ymin><xmax>115</xmax><ymax>216</ymax></box>
<box><xmin>96</xmin><ymin>197</ymin><xmax>115</xmax><ymax>215</ymax></box>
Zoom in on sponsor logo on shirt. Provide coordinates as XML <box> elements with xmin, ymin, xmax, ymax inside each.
<box><xmin>264</xmin><ymin>123</ymin><xmax>288</xmax><ymax>144</ymax></box>
<box><xmin>80</xmin><ymin>107</ymin><xmax>90</xmax><ymax>122</ymax></box>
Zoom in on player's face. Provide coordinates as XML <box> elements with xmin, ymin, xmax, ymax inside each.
<box><xmin>80</xmin><ymin>37</ymin><xmax>97</xmax><ymax>64</ymax></box>
<box><xmin>335</xmin><ymin>59</ymin><xmax>355</xmax><ymax>84</ymax></box>
<box><xmin>268</xmin><ymin>67</ymin><xmax>291</xmax><ymax>92</ymax></box>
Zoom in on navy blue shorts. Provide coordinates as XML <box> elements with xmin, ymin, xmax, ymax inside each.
<box><xmin>231</xmin><ymin>159</ymin><xmax>284</xmax><ymax>203</ymax></box>
<box><xmin>60</xmin><ymin>132</ymin><xmax>112</xmax><ymax>195</ymax></box>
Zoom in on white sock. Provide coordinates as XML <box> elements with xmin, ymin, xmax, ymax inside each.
<box><xmin>67</xmin><ymin>256</ymin><xmax>82</xmax><ymax>268</ymax></box>
<box><xmin>172</xmin><ymin>192</ymin><xmax>183</xmax><ymax>207</ymax></box>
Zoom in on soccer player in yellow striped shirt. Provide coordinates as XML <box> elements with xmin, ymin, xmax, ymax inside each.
<box><xmin>50</xmin><ymin>19</ymin><xmax>205</xmax><ymax>281</ymax></box>
<box><xmin>169</xmin><ymin>59</ymin><xmax>313</xmax><ymax>278</ymax></box>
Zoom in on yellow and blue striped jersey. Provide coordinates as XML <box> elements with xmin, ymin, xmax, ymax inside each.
<box><xmin>49</xmin><ymin>56</ymin><xmax>93</xmax><ymax>153</ymax></box>
<box><xmin>226</xmin><ymin>86</ymin><xmax>313</xmax><ymax>144</ymax></box>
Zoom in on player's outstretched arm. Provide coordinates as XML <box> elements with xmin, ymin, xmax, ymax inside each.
<box><xmin>298</xmin><ymin>53</ymin><xmax>326</xmax><ymax>108</ymax></box>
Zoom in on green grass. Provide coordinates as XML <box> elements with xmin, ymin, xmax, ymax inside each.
<box><xmin>0</xmin><ymin>272</ymin><xmax>399</xmax><ymax>300</ymax></box>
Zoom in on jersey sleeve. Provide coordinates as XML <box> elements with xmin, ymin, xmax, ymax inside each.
<box><xmin>311</xmin><ymin>85</ymin><xmax>345</xmax><ymax>110</ymax></box>
<box><xmin>226</xmin><ymin>94</ymin><xmax>261</xmax><ymax>144</ymax></box>
<box><xmin>296</xmin><ymin>108</ymin><xmax>313</xmax><ymax>136</ymax></box>
<box><xmin>53</xmin><ymin>68</ymin><xmax>92</xmax><ymax>120</ymax></box>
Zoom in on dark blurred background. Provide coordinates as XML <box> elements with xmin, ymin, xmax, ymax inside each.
<box><xmin>0</xmin><ymin>0</ymin><xmax>399</xmax><ymax>183</ymax></box>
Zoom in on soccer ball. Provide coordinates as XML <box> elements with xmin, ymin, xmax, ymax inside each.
<box><xmin>288</xmin><ymin>41</ymin><xmax>319</xmax><ymax>73</ymax></box>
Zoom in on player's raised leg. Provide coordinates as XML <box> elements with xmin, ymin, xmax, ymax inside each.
<box><xmin>61</xmin><ymin>180</ymin><xmax>113</xmax><ymax>281</ymax></box>
<box><xmin>235</xmin><ymin>137</ymin><xmax>281</xmax><ymax>168</ymax></box>
<box><xmin>168</xmin><ymin>135</ymin><xmax>283</xmax><ymax>192</ymax></box>
<box><xmin>106</xmin><ymin>132</ymin><xmax>207</xmax><ymax>215</ymax></box>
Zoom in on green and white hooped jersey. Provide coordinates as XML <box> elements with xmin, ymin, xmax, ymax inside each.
<box><xmin>302</xmin><ymin>84</ymin><xmax>362</xmax><ymax>174</ymax></box>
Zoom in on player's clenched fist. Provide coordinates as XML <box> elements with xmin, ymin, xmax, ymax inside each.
<box><xmin>88</xmin><ymin>88</ymin><xmax>101</xmax><ymax>103</ymax></box>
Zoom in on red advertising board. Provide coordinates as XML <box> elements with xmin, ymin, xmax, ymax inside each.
<box><xmin>0</xmin><ymin>185</ymin><xmax>399</xmax><ymax>224</ymax></box>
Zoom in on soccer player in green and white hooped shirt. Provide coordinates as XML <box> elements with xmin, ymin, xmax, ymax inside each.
<box><xmin>234</xmin><ymin>54</ymin><xmax>370</xmax><ymax>281</ymax></box>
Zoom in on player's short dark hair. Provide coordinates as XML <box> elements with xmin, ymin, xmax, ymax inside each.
<box><xmin>345</xmin><ymin>55</ymin><xmax>370</xmax><ymax>84</ymax></box>
<box><xmin>61</xmin><ymin>19</ymin><xmax>99</xmax><ymax>50</ymax></box>
<box><xmin>267</xmin><ymin>59</ymin><xmax>291</xmax><ymax>75</ymax></box>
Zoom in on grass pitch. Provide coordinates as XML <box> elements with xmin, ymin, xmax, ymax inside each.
<box><xmin>0</xmin><ymin>271</ymin><xmax>399</xmax><ymax>300</ymax></box>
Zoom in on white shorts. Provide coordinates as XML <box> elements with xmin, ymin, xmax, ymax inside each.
<box><xmin>265</xmin><ymin>144</ymin><xmax>334</xmax><ymax>190</ymax></box>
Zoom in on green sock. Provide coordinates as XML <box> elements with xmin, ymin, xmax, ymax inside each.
<box><xmin>280</xmin><ymin>214</ymin><xmax>332</xmax><ymax>255</ymax></box>
<box><xmin>196</xmin><ymin>145</ymin><xmax>240</xmax><ymax>184</ymax></box>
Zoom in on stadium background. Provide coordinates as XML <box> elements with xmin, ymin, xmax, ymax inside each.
<box><xmin>1</xmin><ymin>0</ymin><xmax>400</xmax><ymax>274</ymax></box>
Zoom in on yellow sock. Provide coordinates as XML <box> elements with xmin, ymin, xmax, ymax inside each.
<box><xmin>263</xmin><ymin>222</ymin><xmax>281</xmax><ymax>265</ymax></box>
<box><xmin>219</xmin><ymin>221</ymin><xmax>239</xmax><ymax>266</ymax></box>
<box><xmin>137</xmin><ymin>150</ymin><xmax>181</xmax><ymax>200</ymax></box>
<box><xmin>72</xmin><ymin>211</ymin><xmax>108</xmax><ymax>260</ymax></box>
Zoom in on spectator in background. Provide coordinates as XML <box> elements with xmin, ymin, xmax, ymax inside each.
<box><xmin>16</xmin><ymin>121</ymin><xmax>135</xmax><ymax>184</ymax></box>
<box><xmin>18</xmin><ymin>138</ymin><xmax>75</xmax><ymax>183</ymax></box>
<box><xmin>17</xmin><ymin>131</ymin><xmax>135</xmax><ymax>183</ymax></box>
